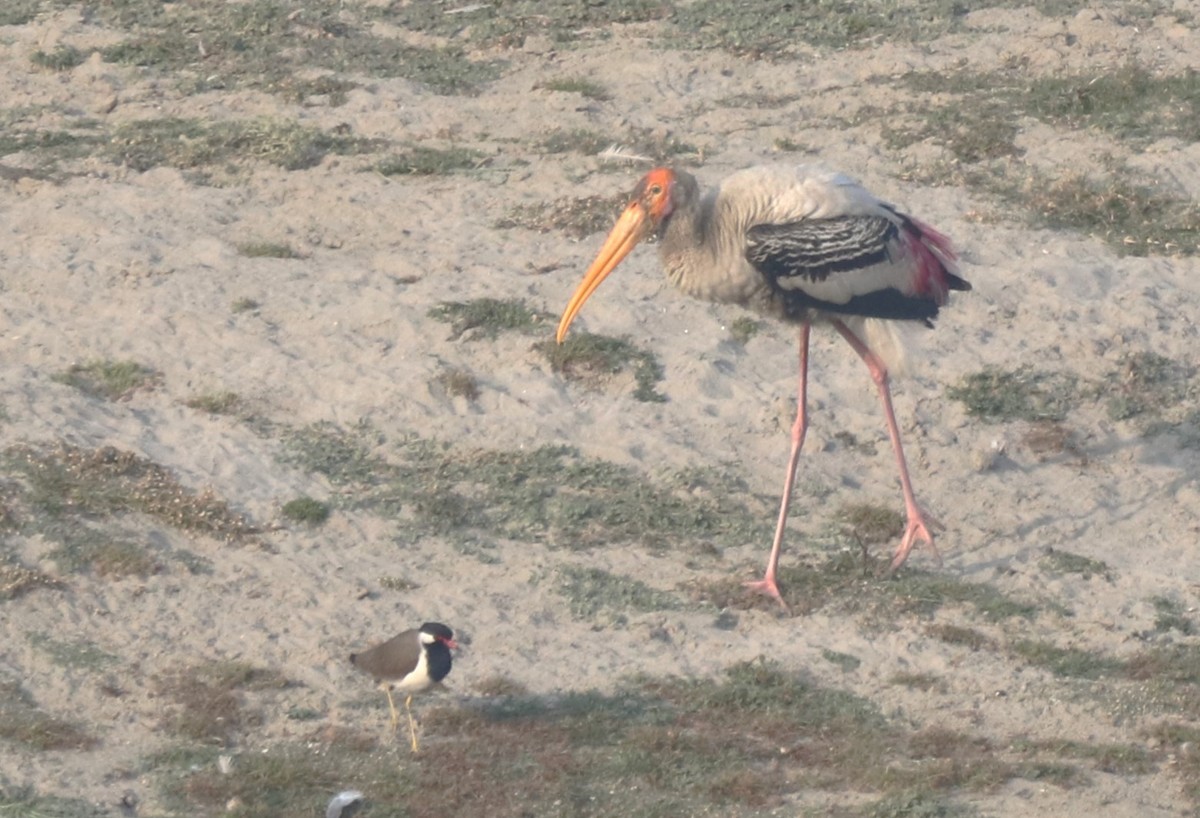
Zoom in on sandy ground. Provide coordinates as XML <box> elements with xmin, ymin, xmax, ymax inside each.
<box><xmin>1</xmin><ymin>2</ymin><xmax>1199</xmax><ymax>815</ymax></box>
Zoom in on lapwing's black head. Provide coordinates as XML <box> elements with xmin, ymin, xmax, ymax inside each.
<box><xmin>418</xmin><ymin>622</ymin><xmax>457</xmax><ymax>649</ymax></box>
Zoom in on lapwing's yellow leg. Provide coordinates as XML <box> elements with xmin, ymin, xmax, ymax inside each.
<box><xmin>405</xmin><ymin>695</ymin><xmax>420</xmax><ymax>753</ymax></box>
<box><xmin>383</xmin><ymin>687</ymin><xmax>400</xmax><ymax>734</ymax></box>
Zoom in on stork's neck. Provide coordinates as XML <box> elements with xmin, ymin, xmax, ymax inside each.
<box><xmin>657</xmin><ymin>181</ymin><xmax>765</xmax><ymax>305</ymax></box>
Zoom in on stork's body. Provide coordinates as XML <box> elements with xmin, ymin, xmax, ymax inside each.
<box><xmin>557</xmin><ymin>165</ymin><xmax>970</xmax><ymax>608</ymax></box>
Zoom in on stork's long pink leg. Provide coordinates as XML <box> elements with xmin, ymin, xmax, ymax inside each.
<box><xmin>745</xmin><ymin>322</ymin><xmax>810</xmax><ymax>609</ymax></box>
<box><xmin>832</xmin><ymin>320</ymin><xmax>942</xmax><ymax>572</ymax></box>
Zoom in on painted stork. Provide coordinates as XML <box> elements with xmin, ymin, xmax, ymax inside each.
<box><xmin>555</xmin><ymin>165</ymin><xmax>970</xmax><ymax>607</ymax></box>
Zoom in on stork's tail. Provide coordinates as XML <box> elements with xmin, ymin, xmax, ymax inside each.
<box><xmin>904</xmin><ymin>215</ymin><xmax>971</xmax><ymax>299</ymax></box>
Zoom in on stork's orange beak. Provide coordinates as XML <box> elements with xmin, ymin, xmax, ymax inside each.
<box><xmin>555</xmin><ymin>201</ymin><xmax>651</xmax><ymax>343</ymax></box>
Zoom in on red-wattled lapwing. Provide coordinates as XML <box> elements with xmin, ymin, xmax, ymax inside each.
<box><xmin>349</xmin><ymin>621</ymin><xmax>457</xmax><ymax>752</ymax></box>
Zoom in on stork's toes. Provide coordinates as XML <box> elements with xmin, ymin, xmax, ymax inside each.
<box><xmin>743</xmin><ymin>576</ymin><xmax>792</xmax><ymax>614</ymax></box>
<box><xmin>888</xmin><ymin>514</ymin><xmax>943</xmax><ymax>573</ymax></box>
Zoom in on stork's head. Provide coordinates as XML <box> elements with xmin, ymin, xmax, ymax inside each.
<box><xmin>555</xmin><ymin>167</ymin><xmax>682</xmax><ymax>343</ymax></box>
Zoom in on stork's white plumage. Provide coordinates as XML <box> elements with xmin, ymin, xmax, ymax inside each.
<box><xmin>556</xmin><ymin>165</ymin><xmax>971</xmax><ymax>609</ymax></box>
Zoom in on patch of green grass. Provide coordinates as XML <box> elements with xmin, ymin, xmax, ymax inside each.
<box><xmin>1145</xmin><ymin>722</ymin><xmax>1200</xmax><ymax>806</ymax></box>
<box><xmin>537</xmin><ymin>332</ymin><xmax>666</xmax><ymax>402</ymax></box>
<box><xmin>1011</xmin><ymin>640</ymin><xmax>1127</xmax><ymax>680</ymax></box>
<box><xmin>86</xmin><ymin>537</ymin><xmax>162</xmax><ymax>577</ymax></box>
<box><xmin>881</xmin><ymin>77</ymin><xmax>1024</xmax><ymax>165</ymax></box>
<box><xmin>0</xmin><ymin>561</ymin><xmax>63</xmax><ymax>601</ymax></box>
<box><xmin>2</xmin><ymin>442</ymin><xmax>258</xmax><ymax>546</ymax></box>
<box><xmin>156</xmin><ymin>660</ymin><xmax>288</xmax><ymax>745</ymax></box>
<box><xmin>281</xmin><ymin>496</ymin><xmax>330</xmax><ymax>526</ymax></box>
<box><xmin>31</xmin><ymin>45</ymin><xmax>85</xmax><ymax>71</ymax></box>
<box><xmin>279</xmin><ymin>423</ymin><xmax>769</xmax><ymax>555</ymax></box>
<box><xmin>890</xmin><ymin>571</ymin><xmax>1040</xmax><ymax>622</ymax></box>
<box><xmin>52</xmin><ymin>359</ymin><xmax>157</xmax><ymax>401</ymax></box>
<box><xmin>1020</xmin><ymin>167</ymin><xmax>1200</xmax><ymax>257</ymax></box>
<box><xmin>860</xmin><ymin>788</ymin><xmax>975</xmax><ymax>818</ymax></box>
<box><xmin>428</xmin><ymin>297</ymin><xmax>550</xmax><ymax>341</ymax></box>
<box><xmin>667</xmin><ymin>0</ymin><xmax>969</xmax><ymax>56</ymax></box>
<box><xmin>0</xmin><ymin>678</ymin><xmax>96</xmax><ymax>751</ymax></box>
<box><xmin>834</xmin><ymin>430</ymin><xmax>878</xmax><ymax>457</ymax></box>
<box><xmin>174</xmin><ymin>550</ymin><xmax>213</xmax><ymax>575</ymax></box>
<box><xmin>379</xmin><ymin>575</ymin><xmax>419</xmax><ymax>592</ymax></box>
<box><xmin>154</xmin><ymin>738</ymin><xmax>414</xmax><ymax>815</ymax></box>
<box><xmin>494</xmin><ymin>193</ymin><xmax>625</xmax><ymax>238</ymax></box>
<box><xmin>1039</xmin><ymin>548</ymin><xmax>1112</xmax><ymax>581</ymax></box>
<box><xmin>902</xmin><ymin>65</ymin><xmax>1200</xmax><ymax>145</ymax></box>
<box><xmin>185</xmin><ymin>390</ymin><xmax>243</xmax><ymax>415</ymax></box>
<box><xmin>717</xmin><ymin>92</ymin><xmax>801</xmax><ymax>108</ymax></box>
<box><xmin>381</xmin><ymin>0</ymin><xmax>669</xmax><ymax>48</ymax></box>
<box><xmin>1028</xmin><ymin>66</ymin><xmax>1200</xmax><ymax>142</ymax></box>
<box><xmin>947</xmin><ymin>367</ymin><xmax>1079</xmax><ymax>422</ymax></box>
<box><xmin>316</xmin><ymin>39</ymin><xmax>501</xmax><ymax>97</ymax></box>
<box><xmin>105</xmin><ymin>117</ymin><xmax>377</xmax><ymax>174</ymax></box>
<box><xmin>29</xmin><ymin>527</ymin><xmax>155</xmax><ymax>578</ymax></box>
<box><xmin>728</xmin><ymin>315</ymin><xmax>764</xmax><ymax>345</ymax></box>
<box><xmin>237</xmin><ymin>241</ymin><xmax>300</xmax><ymax>259</ymax></box>
<box><xmin>1125</xmin><ymin>644</ymin><xmax>1200</xmax><ymax>685</ymax></box>
<box><xmin>890</xmin><ymin>672</ymin><xmax>946</xmax><ymax>692</ymax></box>
<box><xmin>538</xmin><ymin>127</ymin><xmax>614</xmax><ymax>156</ymax></box>
<box><xmin>1103</xmin><ymin>351</ymin><xmax>1195</xmax><ymax>422</ymax></box>
<box><xmin>1015</xmin><ymin>737</ymin><xmax>1156</xmax><ymax>775</ymax></box>
<box><xmin>230</xmin><ymin>297</ymin><xmax>260</xmax><ymax>314</ymax></box>
<box><xmin>377</xmin><ymin>145</ymin><xmax>486</xmax><ymax>176</ymax></box>
<box><xmin>894</xmin><ymin>65</ymin><xmax>1200</xmax><ymax>168</ymax></box>
<box><xmin>773</xmin><ymin>137</ymin><xmax>807</xmax><ymax>152</ymax></box>
<box><xmin>695</xmin><ymin>552</ymin><xmax>1039</xmax><ymax>622</ymax></box>
<box><xmin>28</xmin><ymin>632</ymin><xmax>118</xmax><ymax>670</ymax></box>
<box><xmin>822</xmin><ymin>648</ymin><xmax>862</xmax><ymax>672</ymax></box>
<box><xmin>557</xmin><ymin>565</ymin><xmax>681</xmax><ymax>621</ymax></box>
<box><xmin>152</xmin><ymin>657</ymin><xmax>1111</xmax><ymax>816</ymax></box>
<box><xmin>536</xmin><ymin>76</ymin><xmax>612</xmax><ymax>101</ymax></box>
<box><xmin>435</xmin><ymin>367</ymin><xmax>481</xmax><ymax>401</ymax></box>
<box><xmin>0</xmin><ymin>785</ymin><xmax>108</xmax><ymax>817</ymax></box>
<box><xmin>0</xmin><ymin>127</ymin><xmax>91</xmax><ymax>167</ymax></box>
<box><xmin>93</xmin><ymin>0</ymin><xmax>501</xmax><ymax>97</ymax></box>
<box><xmin>1021</xmin><ymin>421</ymin><xmax>1083</xmax><ymax>461</ymax></box>
<box><xmin>276</xmin><ymin>74</ymin><xmax>359</xmax><ymax>106</ymax></box>
<box><xmin>837</xmin><ymin>502</ymin><xmax>904</xmax><ymax>544</ymax></box>
<box><xmin>952</xmin><ymin>355</ymin><xmax>1198</xmax><ymax>432</ymax></box>
<box><xmin>286</xmin><ymin>705</ymin><xmax>323</xmax><ymax>721</ymax></box>
<box><xmin>0</xmin><ymin>0</ymin><xmax>41</xmax><ymax>25</ymax></box>
<box><xmin>925</xmin><ymin>623</ymin><xmax>995</xmax><ymax>651</ymax></box>
<box><xmin>1149</xmin><ymin>595</ymin><xmax>1195</xmax><ymax>635</ymax></box>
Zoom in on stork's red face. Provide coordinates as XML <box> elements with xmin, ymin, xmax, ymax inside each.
<box><xmin>556</xmin><ymin>167</ymin><xmax>677</xmax><ymax>343</ymax></box>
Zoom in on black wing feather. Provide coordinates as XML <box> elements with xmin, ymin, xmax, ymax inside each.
<box><xmin>745</xmin><ymin>216</ymin><xmax>897</xmax><ymax>283</ymax></box>
<box><xmin>745</xmin><ymin>215</ymin><xmax>942</xmax><ymax>325</ymax></box>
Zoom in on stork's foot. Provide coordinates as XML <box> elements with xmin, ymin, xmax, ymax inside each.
<box><xmin>743</xmin><ymin>576</ymin><xmax>792</xmax><ymax>614</ymax></box>
<box><xmin>888</xmin><ymin>509</ymin><xmax>944</xmax><ymax>573</ymax></box>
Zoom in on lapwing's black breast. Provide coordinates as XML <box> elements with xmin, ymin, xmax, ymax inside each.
<box><xmin>426</xmin><ymin>643</ymin><xmax>453</xmax><ymax>684</ymax></box>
